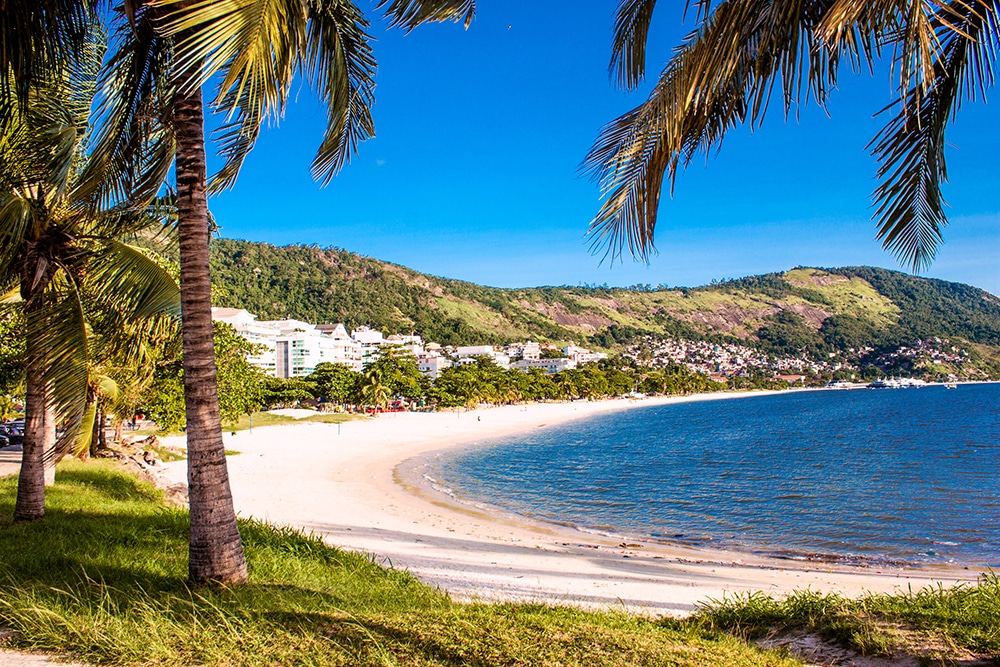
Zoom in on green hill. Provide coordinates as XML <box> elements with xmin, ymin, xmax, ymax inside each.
<box><xmin>208</xmin><ymin>238</ymin><xmax>1000</xmax><ymax>377</ymax></box>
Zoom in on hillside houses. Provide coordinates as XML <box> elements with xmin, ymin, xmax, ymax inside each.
<box><xmin>621</xmin><ymin>336</ymin><xmax>845</xmax><ymax>378</ymax></box>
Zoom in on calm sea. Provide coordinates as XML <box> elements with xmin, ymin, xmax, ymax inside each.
<box><xmin>430</xmin><ymin>384</ymin><xmax>1000</xmax><ymax>566</ymax></box>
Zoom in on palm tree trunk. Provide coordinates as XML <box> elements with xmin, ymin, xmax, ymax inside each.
<box><xmin>14</xmin><ymin>292</ymin><xmax>48</xmax><ymax>521</ymax></box>
<box><xmin>173</xmin><ymin>79</ymin><xmax>247</xmax><ymax>584</ymax></box>
<box><xmin>43</xmin><ymin>397</ymin><xmax>56</xmax><ymax>486</ymax></box>
<box><xmin>87</xmin><ymin>406</ymin><xmax>101</xmax><ymax>459</ymax></box>
<box><xmin>97</xmin><ymin>408</ymin><xmax>106</xmax><ymax>450</ymax></box>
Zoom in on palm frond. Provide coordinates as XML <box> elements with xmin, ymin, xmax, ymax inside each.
<box><xmin>870</xmin><ymin>0</ymin><xmax>998</xmax><ymax>271</ymax></box>
<box><xmin>304</xmin><ymin>0</ymin><xmax>376</xmax><ymax>185</ymax></box>
<box><xmin>154</xmin><ymin>0</ymin><xmax>306</xmax><ymax>190</ymax></box>
<box><xmin>28</xmin><ymin>272</ymin><xmax>89</xmax><ymax>460</ymax></box>
<box><xmin>586</xmin><ymin>0</ymin><xmax>843</xmax><ymax>261</ymax></box>
<box><xmin>610</xmin><ymin>0</ymin><xmax>660</xmax><ymax>89</ymax></box>
<box><xmin>0</xmin><ymin>0</ymin><xmax>96</xmax><ymax>104</ymax></box>
<box><xmin>377</xmin><ymin>0</ymin><xmax>475</xmax><ymax>33</ymax></box>
<box><xmin>84</xmin><ymin>240</ymin><xmax>181</xmax><ymax>320</ymax></box>
<box><xmin>0</xmin><ymin>197</ymin><xmax>33</xmax><ymax>277</ymax></box>
<box><xmin>73</xmin><ymin>401</ymin><xmax>98</xmax><ymax>458</ymax></box>
<box><xmin>76</xmin><ymin>2</ymin><xmax>175</xmax><ymax>210</ymax></box>
<box><xmin>77</xmin><ymin>192</ymin><xmax>177</xmax><ymax>245</ymax></box>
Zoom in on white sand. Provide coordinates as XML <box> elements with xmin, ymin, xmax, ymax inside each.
<box><xmin>160</xmin><ymin>392</ymin><xmax>981</xmax><ymax>617</ymax></box>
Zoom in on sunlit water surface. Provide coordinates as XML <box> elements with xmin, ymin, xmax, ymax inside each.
<box><xmin>427</xmin><ymin>384</ymin><xmax>1000</xmax><ymax>566</ymax></box>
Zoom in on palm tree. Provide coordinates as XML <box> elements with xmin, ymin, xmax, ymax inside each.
<box><xmin>75</xmin><ymin>307</ymin><xmax>180</xmax><ymax>458</ymax></box>
<box><xmin>359</xmin><ymin>369</ymin><xmax>392</xmax><ymax>412</ymax></box>
<box><xmin>0</xmin><ymin>31</ymin><xmax>181</xmax><ymax>521</ymax></box>
<box><xmin>586</xmin><ymin>0</ymin><xmax>997</xmax><ymax>271</ymax></box>
<box><xmin>161</xmin><ymin>0</ymin><xmax>476</xmax><ymax>583</ymax></box>
<box><xmin>4</xmin><ymin>0</ymin><xmax>476</xmax><ymax>583</ymax></box>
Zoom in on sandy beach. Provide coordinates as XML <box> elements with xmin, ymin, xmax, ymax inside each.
<box><xmin>159</xmin><ymin>392</ymin><xmax>981</xmax><ymax>617</ymax></box>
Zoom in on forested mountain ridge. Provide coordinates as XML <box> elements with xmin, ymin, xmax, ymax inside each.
<box><xmin>209</xmin><ymin>238</ymin><xmax>1000</xmax><ymax>375</ymax></box>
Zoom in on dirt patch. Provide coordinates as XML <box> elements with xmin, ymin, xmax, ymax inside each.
<box><xmin>669</xmin><ymin>302</ymin><xmax>776</xmax><ymax>335</ymax></box>
<box><xmin>758</xmin><ymin>630</ymin><xmax>995</xmax><ymax>667</ymax></box>
<box><xmin>530</xmin><ymin>301</ymin><xmax>615</xmax><ymax>330</ymax></box>
<box><xmin>786</xmin><ymin>303</ymin><xmax>835</xmax><ymax>329</ymax></box>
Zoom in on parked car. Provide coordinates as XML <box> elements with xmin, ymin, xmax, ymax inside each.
<box><xmin>0</xmin><ymin>423</ymin><xmax>24</xmax><ymax>447</ymax></box>
<box><xmin>0</xmin><ymin>434</ymin><xmax>9</xmax><ymax>448</ymax></box>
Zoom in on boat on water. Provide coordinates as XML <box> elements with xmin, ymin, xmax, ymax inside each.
<box><xmin>825</xmin><ymin>380</ymin><xmax>858</xmax><ymax>389</ymax></box>
<box><xmin>944</xmin><ymin>381</ymin><xmax>958</xmax><ymax>389</ymax></box>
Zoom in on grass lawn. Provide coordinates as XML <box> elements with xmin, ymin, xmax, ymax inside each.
<box><xmin>0</xmin><ymin>461</ymin><xmax>996</xmax><ymax>666</ymax></box>
<box><xmin>134</xmin><ymin>411</ymin><xmax>366</xmax><ymax>439</ymax></box>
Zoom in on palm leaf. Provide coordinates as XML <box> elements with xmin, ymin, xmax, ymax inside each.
<box><xmin>155</xmin><ymin>0</ymin><xmax>306</xmax><ymax>190</ymax></box>
<box><xmin>586</xmin><ymin>0</ymin><xmax>844</xmax><ymax>261</ymax></box>
<box><xmin>76</xmin><ymin>1</ymin><xmax>175</xmax><ymax>210</ymax></box>
<box><xmin>377</xmin><ymin>0</ymin><xmax>476</xmax><ymax>32</ymax></box>
<box><xmin>83</xmin><ymin>240</ymin><xmax>181</xmax><ymax>320</ymax></box>
<box><xmin>0</xmin><ymin>0</ymin><xmax>96</xmax><ymax>104</ymax></box>
<box><xmin>610</xmin><ymin>0</ymin><xmax>661</xmax><ymax>89</ymax></box>
<box><xmin>27</xmin><ymin>272</ymin><xmax>89</xmax><ymax>460</ymax></box>
<box><xmin>304</xmin><ymin>0</ymin><xmax>376</xmax><ymax>185</ymax></box>
<box><xmin>870</xmin><ymin>0</ymin><xmax>998</xmax><ymax>270</ymax></box>
<box><xmin>73</xmin><ymin>400</ymin><xmax>98</xmax><ymax>458</ymax></box>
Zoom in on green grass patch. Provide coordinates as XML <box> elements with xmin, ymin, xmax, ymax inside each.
<box><xmin>1</xmin><ymin>462</ymin><xmax>996</xmax><ymax>666</ymax></box>
<box><xmin>433</xmin><ymin>296</ymin><xmax>533</xmax><ymax>340</ymax></box>
<box><xmin>783</xmin><ymin>269</ymin><xmax>899</xmax><ymax>324</ymax></box>
<box><xmin>146</xmin><ymin>441</ymin><xmax>185</xmax><ymax>462</ymax></box>
<box><xmin>692</xmin><ymin>581</ymin><xmax>1000</xmax><ymax>662</ymax></box>
<box><xmin>0</xmin><ymin>461</ymin><xmax>798</xmax><ymax>666</ymax></box>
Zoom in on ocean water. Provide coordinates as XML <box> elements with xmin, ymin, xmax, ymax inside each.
<box><xmin>430</xmin><ymin>384</ymin><xmax>1000</xmax><ymax>566</ymax></box>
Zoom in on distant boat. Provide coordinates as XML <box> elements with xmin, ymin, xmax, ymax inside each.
<box><xmin>826</xmin><ymin>380</ymin><xmax>856</xmax><ymax>389</ymax></box>
<box><xmin>867</xmin><ymin>377</ymin><xmax>927</xmax><ymax>389</ymax></box>
<box><xmin>944</xmin><ymin>381</ymin><xmax>958</xmax><ymax>389</ymax></box>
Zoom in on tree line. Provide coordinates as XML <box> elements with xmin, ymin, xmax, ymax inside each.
<box><xmin>135</xmin><ymin>329</ymin><xmax>734</xmax><ymax>428</ymax></box>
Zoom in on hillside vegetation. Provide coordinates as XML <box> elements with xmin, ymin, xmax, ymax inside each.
<box><xmin>209</xmin><ymin>239</ymin><xmax>1000</xmax><ymax>375</ymax></box>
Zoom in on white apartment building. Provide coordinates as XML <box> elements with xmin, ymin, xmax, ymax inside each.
<box><xmin>455</xmin><ymin>345</ymin><xmax>510</xmax><ymax>369</ymax></box>
<box><xmin>504</xmin><ymin>341</ymin><xmax>540</xmax><ymax>361</ymax></box>
<box><xmin>211</xmin><ymin>308</ymin><xmax>279</xmax><ymax>375</ymax></box>
<box><xmin>213</xmin><ymin>308</ymin><xmax>363</xmax><ymax>377</ymax></box>
<box><xmin>384</xmin><ymin>334</ymin><xmax>425</xmax><ymax>358</ymax></box>
<box><xmin>315</xmin><ymin>323</ymin><xmax>364</xmax><ymax>371</ymax></box>
<box><xmin>562</xmin><ymin>344</ymin><xmax>608</xmax><ymax>365</ymax></box>
<box><xmin>417</xmin><ymin>354</ymin><xmax>451</xmax><ymax>379</ymax></box>
<box><xmin>511</xmin><ymin>358</ymin><xmax>577</xmax><ymax>374</ymax></box>
<box><xmin>275</xmin><ymin>323</ymin><xmax>363</xmax><ymax>378</ymax></box>
<box><xmin>351</xmin><ymin>325</ymin><xmax>385</xmax><ymax>366</ymax></box>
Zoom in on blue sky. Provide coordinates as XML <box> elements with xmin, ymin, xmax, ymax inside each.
<box><xmin>206</xmin><ymin>1</ymin><xmax>999</xmax><ymax>295</ymax></box>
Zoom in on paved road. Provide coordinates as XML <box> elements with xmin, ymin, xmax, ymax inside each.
<box><xmin>0</xmin><ymin>449</ymin><xmax>20</xmax><ymax>478</ymax></box>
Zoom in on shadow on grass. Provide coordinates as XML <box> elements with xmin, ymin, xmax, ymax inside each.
<box><xmin>56</xmin><ymin>465</ymin><xmax>165</xmax><ymax>503</ymax></box>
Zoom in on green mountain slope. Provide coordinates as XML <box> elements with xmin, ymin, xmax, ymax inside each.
<box><xmin>209</xmin><ymin>238</ymin><xmax>1000</xmax><ymax>375</ymax></box>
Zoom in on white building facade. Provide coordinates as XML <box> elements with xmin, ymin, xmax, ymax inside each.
<box><xmin>213</xmin><ymin>308</ymin><xmax>363</xmax><ymax>377</ymax></box>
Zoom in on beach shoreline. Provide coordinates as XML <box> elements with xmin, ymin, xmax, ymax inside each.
<box><xmin>159</xmin><ymin>390</ymin><xmax>983</xmax><ymax>617</ymax></box>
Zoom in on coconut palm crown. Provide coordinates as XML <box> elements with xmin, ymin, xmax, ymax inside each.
<box><xmin>586</xmin><ymin>0</ymin><xmax>998</xmax><ymax>271</ymax></box>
